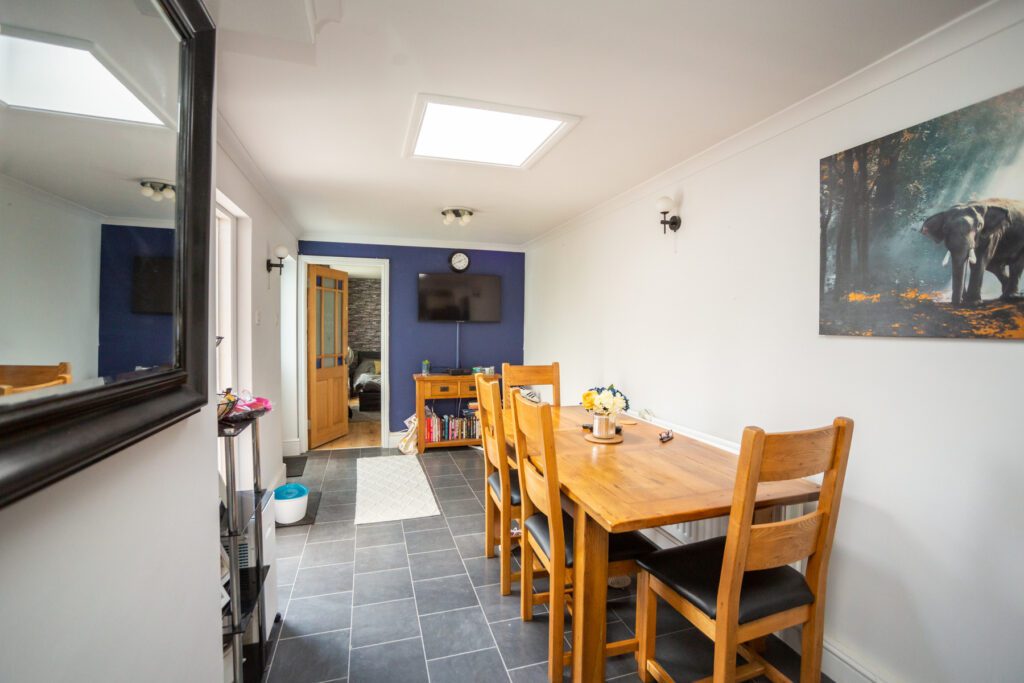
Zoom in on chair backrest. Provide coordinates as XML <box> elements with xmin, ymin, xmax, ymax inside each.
<box><xmin>718</xmin><ymin>418</ymin><xmax>854</xmax><ymax>615</ymax></box>
<box><xmin>502</xmin><ymin>362</ymin><xmax>560</xmax><ymax>407</ymax></box>
<box><xmin>475</xmin><ymin>374</ymin><xmax>516</xmax><ymax>493</ymax></box>
<box><xmin>510</xmin><ymin>388</ymin><xmax>567</xmax><ymax>566</ymax></box>
<box><xmin>0</xmin><ymin>362</ymin><xmax>72</xmax><ymax>396</ymax></box>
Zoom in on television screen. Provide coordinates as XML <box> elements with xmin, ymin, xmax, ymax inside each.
<box><xmin>131</xmin><ymin>256</ymin><xmax>175</xmax><ymax>314</ymax></box>
<box><xmin>418</xmin><ymin>273</ymin><xmax>501</xmax><ymax>322</ymax></box>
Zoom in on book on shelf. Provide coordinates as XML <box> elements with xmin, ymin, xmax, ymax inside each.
<box><xmin>425</xmin><ymin>409</ymin><xmax>480</xmax><ymax>443</ymax></box>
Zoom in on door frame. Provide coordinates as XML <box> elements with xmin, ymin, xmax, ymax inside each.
<box><xmin>297</xmin><ymin>255</ymin><xmax>390</xmax><ymax>453</ymax></box>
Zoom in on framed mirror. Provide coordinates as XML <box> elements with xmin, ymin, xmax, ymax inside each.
<box><xmin>0</xmin><ymin>0</ymin><xmax>214</xmax><ymax>508</ymax></box>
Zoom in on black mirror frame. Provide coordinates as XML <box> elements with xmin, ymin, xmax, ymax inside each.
<box><xmin>0</xmin><ymin>0</ymin><xmax>215</xmax><ymax>509</ymax></box>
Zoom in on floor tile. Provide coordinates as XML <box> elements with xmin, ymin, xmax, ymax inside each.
<box><xmin>405</xmin><ymin>527</ymin><xmax>456</xmax><ymax>554</ymax></box>
<box><xmin>349</xmin><ymin>636</ymin><xmax>428</xmax><ymax>683</ymax></box>
<box><xmin>322</xmin><ymin>475</ymin><xmax>358</xmax><ymax>492</ymax></box>
<box><xmin>276</xmin><ymin>524</ymin><xmax>311</xmax><ymax>537</ymax></box>
<box><xmin>433</xmin><ymin>484</ymin><xmax>478</xmax><ymax>502</ymax></box>
<box><xmin>427</xmin><ymin>647</ymin><xmax>509</xmax><ymax>683</ymax></box>
<box><xmin>300</xmin><ymin>539</ymin><xmax>356</xmax><ymax>568</ymax></box>
<box><xmin>413</xmin><ymin>574</ymin><xmax>479</xmax><ymax>615</ymax></box>
<box><xmin>321</xmin><ymin>489</ymin><xmax>357</xmax><ymax>506</ymax></box>
<box><xmin>268</xmin><ymin>629</ymin><xmax>349</xmax><ymax>683</ymax></box>
<box><xmin>353</xmin><ymin>567</ymin><xmax>413</xmax><ymax>606</ymax></box>
<box><xmin>646</xmin><ymin>628</ymin><xmax>717</xmax><ymax>682</ymax></box>
<box><xmin>420</xmin><ymin>605</ymin><xmax>495</xmax><ymax>659</ymax></box>
<box><xmin>350</xmin><ymin>598</ymin><xmax>420</xmax><ymax>648</ymax></box>
<box><xmin>316</xmin><ymin>503</ymin><xmax>356</xmax><ymax>523</ymax></box>
<box><xmin>409</xmin><ymin>548</ymin><xmax>467</xmax><ymax>581</ymax></box>
<box><xmin>277</xmin><ymin>556</ymin><xmax>300</xmax><ymax>586</ymax></box>
<box><xmin>403</xmin><ymin>515</ymin><xmax>447</xmax><ymax>532</ymax></box>
<box><xmin>282</xmin><ymin>591</ymin><xmax>353</xmax><ymax>638</ymax></box>
<box><xmin>275</xmin><ymin>533</ymin><xmax>308</xmax><ymax>559</ymax></box>
<box><xmin>446</xmin><ymin>513</ymin><xmax>485</xmax><ymax>536</ymax></box>
<box><xmin>476</xmin><ymin>584</ymin><xmax>546</xmax><ymax>623</ymax></box>
<box><xmin>423</xmin><ymin>461</ymin><xmax>463</xmax><ymax>477</ymax></box>
<box><xmin>455</xmin><ymin>532</ymin><xmax>487</xmax><ymax>560</ymax></box>
<box><xmin>307</xmin><ymin>520</ymin><xmax>356</xmax><ymax>543</ymax></box>
<box><xmin>420</xmin><ymin>452</ymin><xmax>456</xmax><ymax>463</ymax></box>
<box><xmin>427</xmin><ymin>474</ymin><xmax>468</xmax><ymax>489</ymax></box>
<box><xmin>507</xmin><ymin>661</ymin><xmax>571</xmax><ymax>683</ymax></box>
<box><xmin>355</xmin><ymin>522</ymin><xmax>404</xmax><ymax>548</ymax></box>
<box><xmin>490</xmin><ymin>613</ymin><xmax>554</xmax><ymax>669</ymax></box>
<box><xmin>354</xmin><ymin>543</ymin><xmax>409</xmax><ymax>574</ymax></box>
<box><xmin>609</xmin><ymin>592</ymin><xmax>693</xmax><ymax>636</ymax></box>
<box><xmin>291</xmin><ymin>563</ymin><xmax>355</xmax><ymax>598</ymax></box>
<box><xmin>441</xmin><ymin>497</ymin><xmax>484</xmax><ymax>517</ymax></box>
<box><xmin>464</xmin><ymin>556</ymin><xmax>506</xmax><ymax>588</ymax></box>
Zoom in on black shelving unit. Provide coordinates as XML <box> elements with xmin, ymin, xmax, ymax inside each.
<box><xmin>220</xmin><ymin>418</ymin><xmax>269</xmax><ymax>682</ymax></box>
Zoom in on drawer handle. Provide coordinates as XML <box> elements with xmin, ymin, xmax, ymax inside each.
<box><xmin>438</xmin><ymin>386</ymin><xmax>450</xmax><ymax>392</ymax></box>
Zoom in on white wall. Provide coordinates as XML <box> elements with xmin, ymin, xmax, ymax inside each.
<box><xmin>0</xmin><ymin>407</ymin><xmax>223</xmax><ymax>683</ymax></box>
<box><xmin>216</xmin><ymin>147</ymin><xmax>298</xmax><ymax>487</ymax></box>
<box><xmin>0</xmin><ymin>175</ymin><xmax>101</xmax><ymax>380</ymax></box>
<box><xmin>524</xmin><ymin>3</ymin><xmax>1024</xmax><ymax>682</ymax></box>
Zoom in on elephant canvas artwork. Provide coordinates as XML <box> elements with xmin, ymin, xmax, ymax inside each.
<box><xmin>819</xmin><ymin>85</ymin><xmax>1024</xmax><ymax>339</ymax></box>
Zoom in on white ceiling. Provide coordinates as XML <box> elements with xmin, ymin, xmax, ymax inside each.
<box><xmin>0</xmin><ymin>0</ymin><xmax>180</xmax><ymax>221</ymax></box>
<box><xmin>217</xmin><ymin>0</ymin><xmax>986</xmax><ymax>245</ymax></box>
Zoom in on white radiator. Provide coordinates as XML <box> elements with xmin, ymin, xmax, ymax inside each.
<box><xmin>660</xmin><ymin>516</ymin><xmax>730</xmax><ymax>545</ymax></box>
<box><xmin>654</xmin><ymin>504</ymin><xmax>810</xmax><ymax>548</ymax></box>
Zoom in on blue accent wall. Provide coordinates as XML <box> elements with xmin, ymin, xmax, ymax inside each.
<box><xmin>299</xmin><ymin>241</ymin><xmax>525</xmax><ymax>431</ymax></box>
<box><xmin>98</xmin><ymin>225</ymin><xmax>175</xmax><ymax>378</ymax></box>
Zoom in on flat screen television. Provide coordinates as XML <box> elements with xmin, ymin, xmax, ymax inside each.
<box><xmin>131</xmin><ymin>256</ymin><xmax>175</xmax><ymax>314</ymax></box>
<box><xmin>418</xmin><ymin>273</ymin><xmax>501</xmax><ymax>322</ymax></box>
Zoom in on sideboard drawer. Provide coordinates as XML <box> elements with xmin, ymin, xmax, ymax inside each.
<box><xmin>459</xmin><ymin>380</ymin><xmax>478</xmax><ymax>396</ymax></box>
<box><xmin>426</xmin><ymin>381</ymin><xmax>458</xmax><ymax>398</ymax></box>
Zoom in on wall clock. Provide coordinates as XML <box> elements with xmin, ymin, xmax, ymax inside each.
<box><xmin>449</xmin><ymin>251</ymin><xmax>470</xmax><ymax>272</ymax></box>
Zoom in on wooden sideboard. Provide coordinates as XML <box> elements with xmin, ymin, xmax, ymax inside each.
<box><xmin>413</xmin><ymin>373</ymin><xmax>499</xmax><ymax>453</ymax></box>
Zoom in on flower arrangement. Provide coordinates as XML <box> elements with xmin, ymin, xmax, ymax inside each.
<box><xmin>581</xmin><ymin>385</ymin><xmax>630</xmax><ymax>416</ymax></box>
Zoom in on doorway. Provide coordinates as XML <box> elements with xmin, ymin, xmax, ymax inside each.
<box><xmin>296</xmin><ymin>256</ymin><xmax>389</xmax><ymax>452</ymax></box>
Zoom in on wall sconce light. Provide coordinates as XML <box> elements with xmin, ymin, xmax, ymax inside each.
<box><xmin>657</xmin><ymin>196</ymin><xmax>681</xmax><ymax>234</ymax></box>
<box><xmin>140</xmin><ymin>179</ymin><xmax>175</xmax><ymax>202</ymax></box>
<box><xmin>441</xmin><ymin>207</ymin><xmax>474</xmax><ymax>226</ymax></box>
<box><xmin>266</xmin><ymin>245</ymin><xmax>289</xmax><ymax>274</ymax></box>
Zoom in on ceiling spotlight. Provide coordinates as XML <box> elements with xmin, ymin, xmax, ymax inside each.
<box><xmin>441</xmin><ymin>207</ymin><xmax>474</xmax><ymax>226</ymax></box>
<box><xmin>139</xmin><ymin>179</ymin><xmax>176</xmax><ymax>202</ymax></box>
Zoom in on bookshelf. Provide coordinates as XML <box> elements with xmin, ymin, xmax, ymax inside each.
<box><xmin>413</xmin><ymin>373</ymin><xmax>498</xmax><ymax>453</ymax></box>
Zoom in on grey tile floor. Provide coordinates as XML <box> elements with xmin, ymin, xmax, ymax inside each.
<box><xmin>267</xmin><ymin>447</ymin><xmax>829</xmax><ymax>683</ymax></box>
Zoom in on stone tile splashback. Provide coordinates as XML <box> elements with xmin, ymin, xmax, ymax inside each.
<box><xmin>349</xmin><ymin>277</ymin><xmax>381</xmax><ymax>352</ymax></box>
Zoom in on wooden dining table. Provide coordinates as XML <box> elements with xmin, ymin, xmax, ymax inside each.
<box><xmin>499</xmin><ymin>405</ymin><xmax>821</xmax><ymax>683</ymax></box>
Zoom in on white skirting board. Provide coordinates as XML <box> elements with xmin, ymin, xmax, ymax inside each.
<box><xmin>282</xmin><ymin>438</ymin><xmax>302</xmax><ymax>456</ymax></box>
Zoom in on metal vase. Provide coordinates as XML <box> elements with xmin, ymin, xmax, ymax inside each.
<box><xmin>593</xmin><ymin>413</ymin><xmax>616</xmax><ymax>439</ymax></box>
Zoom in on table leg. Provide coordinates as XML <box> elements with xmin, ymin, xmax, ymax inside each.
<box><xmin>572</xmin><ymin>504</ymin><xmax>608</xmax><ymax>683</ymax></box>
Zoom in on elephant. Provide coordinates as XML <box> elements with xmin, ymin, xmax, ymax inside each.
<box><xmin>920</xmin><ymin>199</ymin><xmax>1024</xmax><ymax>305</ymax></box>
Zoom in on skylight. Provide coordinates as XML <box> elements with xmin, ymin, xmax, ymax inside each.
<box><xmin>409</xmin><ymin>95</ymin><xmax>578</xmax><ymax>168</ymax></box>
<box><xmin>0</xmin><ymin>30</ymin><xmax>162</xmax><ymax>125</ymax></box>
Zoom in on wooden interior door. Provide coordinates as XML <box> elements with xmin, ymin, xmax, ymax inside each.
<box><xmin>307</xmin><ymin>264</ymin><xmax>349</xmax><ymax>448</ymax></box>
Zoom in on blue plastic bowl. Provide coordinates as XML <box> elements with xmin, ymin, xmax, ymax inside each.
<box><xmin>274</xmin><ymin>483</ymin><xmax>310</xmax><ymax>523</ymax></box>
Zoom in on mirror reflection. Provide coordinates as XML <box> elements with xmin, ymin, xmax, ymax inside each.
<box><xmin>0</xmin><ymin>0</ymin><xmax>181</xmax><ymax>402</ymax></box>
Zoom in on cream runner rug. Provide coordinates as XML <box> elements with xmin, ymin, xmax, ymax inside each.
<box><xmin>354</xmin><ymin>455</ymin><xmax>440</xmax><ymax>525</ymax></box>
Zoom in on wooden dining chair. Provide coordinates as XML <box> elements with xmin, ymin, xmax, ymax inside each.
<box><xmin>502</xmin><ymin>362</ymin><xmax>560</xmax><ymax>407</ymax></box>
<box><xmin>0</xmin><ymin>362</ymin><xmax>72</xmax><ymax>396</ymax></box>
<box><xmin>511</xmin><ymin>388</ymin><xmax>658</xmax><ymax>682</ymax></box>
<box><xmin>635</xmin><ymin>418</ymin><xmax>854</xmax><ymax>683</ymax></box>
<box><xmin>476</xmin><ymin>373</ymin><xmax>521</xmax><ymax>595</ymax></box>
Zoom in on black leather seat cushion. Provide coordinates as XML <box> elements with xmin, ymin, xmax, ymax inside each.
<box><xmin>524</xmin><ymin>511</ymin><xmax>657</xmax><ymax>568</ymax></box>
<box><xmin>486</xmin><ymin>471</ymin><xmax>521</xmax><ymax>506</ymax></box>
<box><xmin>638</xmin><ymin>536</ymin><xmax>813</xmax><ymax>624</ymax></box>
